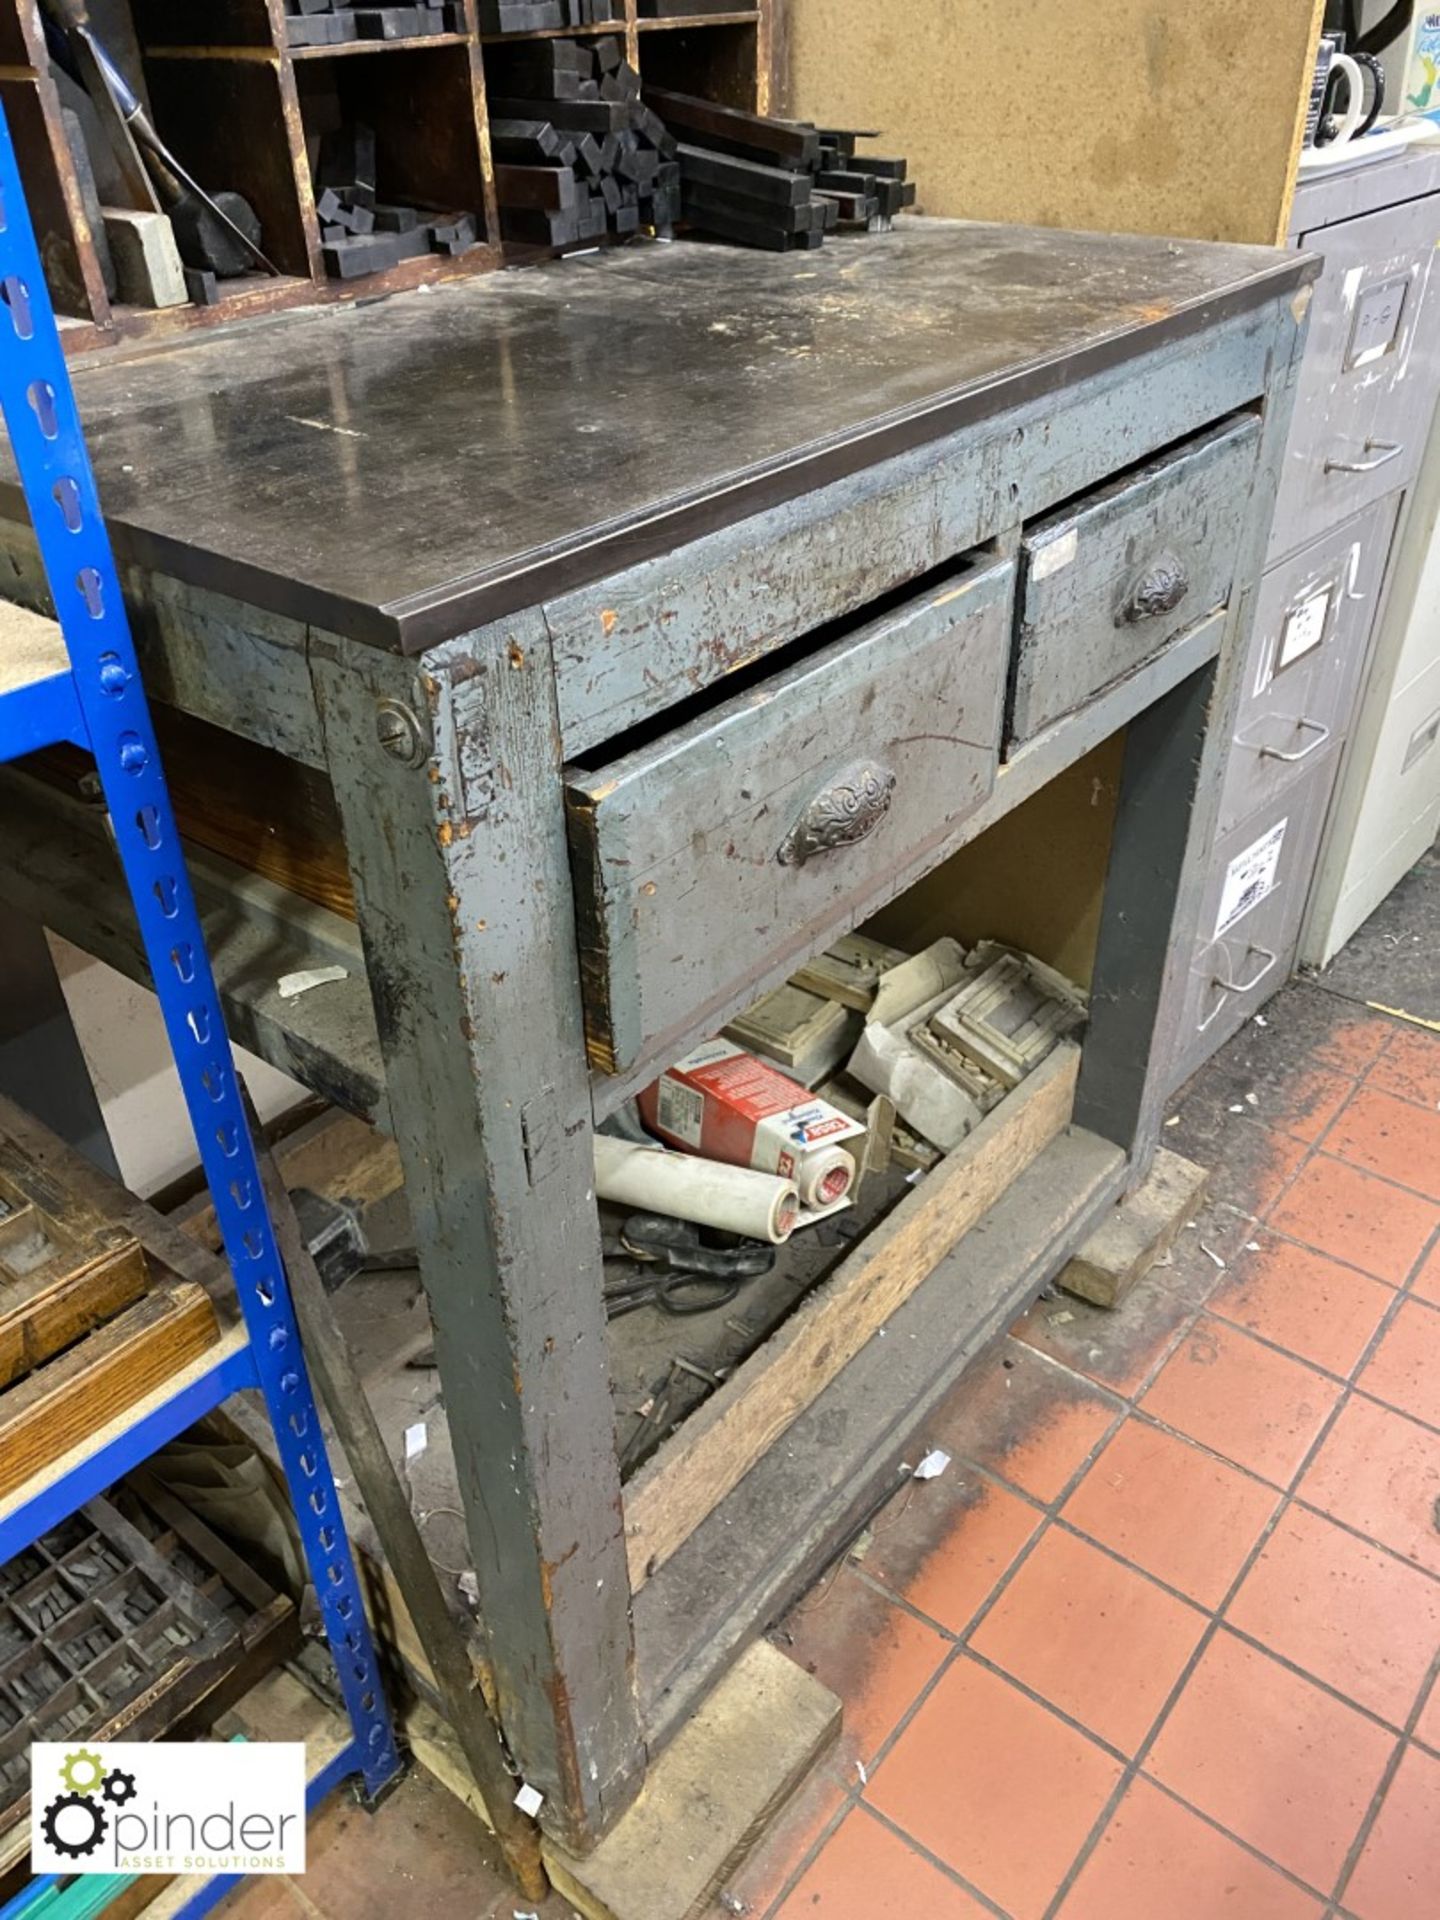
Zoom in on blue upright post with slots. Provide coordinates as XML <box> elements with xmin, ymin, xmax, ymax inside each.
<box><xmin>0</xmin><ymin>96</ymin><xmax>401</xmax><ymax>1914</ymax></box>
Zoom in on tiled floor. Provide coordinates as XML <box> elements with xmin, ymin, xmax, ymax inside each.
<box><xmin>220</xmin><ymin>981</ymin><xmax>1440</xmax><ymax>1920</ymax></box>
<box><xmin>730</xmin><ymin>981</ymin><xmax>1440</xmax><ymax>1920</ymax></box>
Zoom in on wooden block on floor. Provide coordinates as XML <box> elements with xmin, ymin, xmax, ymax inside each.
<box><xmin>102</xmin><ymin>208</ymin><xmax>189</xmax><ymax>309</ymax></box>
<box><xmin>1057</xmin><ymin>1146</ymin><xmax>1209</xmax><ymax>1308</ymax></box>
<box><xmin>543</xmin><ymin>1640</ymin><xmax>840</xmax><ymax>1920</ymax></box>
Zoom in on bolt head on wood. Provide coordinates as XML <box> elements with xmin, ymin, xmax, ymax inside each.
<box><xmin>375</xmin><ymin>698</ymin><xmax>428</xmax><ymax>767</ymax></box>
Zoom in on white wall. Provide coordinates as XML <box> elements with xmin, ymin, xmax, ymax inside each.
<box><xmin>47</xmin><ymin>934</ymin><xmax>307</xmax><ymax>1197</ymax></box>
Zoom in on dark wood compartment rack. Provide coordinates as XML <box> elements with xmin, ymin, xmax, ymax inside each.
<box><xmin>13</xmin><ymin>0</ymin><xmax>770</xmax><ymax>354</ymax></box>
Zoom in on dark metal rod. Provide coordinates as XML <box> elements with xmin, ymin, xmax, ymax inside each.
<box><xmin>242</xmin><ymin>1085</ymin><xmax>548</xmax><ymax>1901</ymax></box>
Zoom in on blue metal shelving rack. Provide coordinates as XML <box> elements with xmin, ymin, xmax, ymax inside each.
<box><xmin>0</xmin><ymin>103</ymin><xmax>401</xmax><ymax>1917</ymax></box>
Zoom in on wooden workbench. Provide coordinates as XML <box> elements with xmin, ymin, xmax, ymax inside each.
<box><xmin>0</xmin><ymin>219</ymin><xmax>1315</xmax><ymax>1850</ymax></box>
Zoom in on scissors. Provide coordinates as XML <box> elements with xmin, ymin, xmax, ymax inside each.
<box><xmin>601</xmin><ymin>1212</ymin><xmax>776</xmax><ymax>1321</ymax></box>
<box><xmin>602</xmin><ymin>1270</ymin><xmax>749</xmax><ymax>1320</ymax></box>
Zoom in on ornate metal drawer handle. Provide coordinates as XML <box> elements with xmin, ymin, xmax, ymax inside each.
<box><xmin>1118</xmin><ymin>553</ymin><xmax>1190</xmax><ymax>625</ymax></box>
<box><xmin>777</xmin><ymin>759</ymin><xmax>897</xmax><ymax>867</ymax></box>
<box><xmin>1199</xmin><ymin>944</ymin><xmax>1277</xmax><ymax>1028</ymax></box>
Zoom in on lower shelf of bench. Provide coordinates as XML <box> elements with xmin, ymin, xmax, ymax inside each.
<box><xmin>633</xmin><ymin>1123</ymin><xmax>1127</xmax><ymax>1750</ymax></box>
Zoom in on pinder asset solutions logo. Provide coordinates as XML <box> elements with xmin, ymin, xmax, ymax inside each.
<box><xmin>31</xmin><ymin>1741</ymin><xmax>306</xmax><ymax>1875</ymax></box>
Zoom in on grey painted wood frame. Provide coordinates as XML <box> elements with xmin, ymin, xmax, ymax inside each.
<box><xmin>307</xmin><ymin>620</ymin><xmax>641</xmax><ymax>1851</ymax></box>
<box><xmin>1075</xmin><ymin>295</ymin><xmax>1313</xmax><ymax>1163</ymax></box>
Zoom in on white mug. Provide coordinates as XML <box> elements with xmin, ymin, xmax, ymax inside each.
<box><xmin>1325</xmin><ymin>51</ymin><xmax>1375</xmax><ymax>143</ymax></box>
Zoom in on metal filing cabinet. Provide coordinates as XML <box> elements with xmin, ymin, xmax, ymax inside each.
<box><xmin>1165</xmin><ymin>143</ymin><xmax>1440</xmax><ymax>1086</ymax></box>
<box><xmin>1302</xmin><ymin>400</ymin><xmax>1440</xmax><ymax>962</ymax></box>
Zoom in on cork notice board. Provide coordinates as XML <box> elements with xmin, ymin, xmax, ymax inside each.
<box><xmin>781</xmin><ymin>0</ymin><xmax>1326</xmax><ymax>245</ymax></box>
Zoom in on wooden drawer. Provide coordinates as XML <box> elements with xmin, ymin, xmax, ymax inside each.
<box><xmin>1009</xmin><ymin>413</ymin><xmax>1262</xmax><ymax>749</ymax></box>
<box><xmin>1219</xmin><ymin>496</ymin><xmax>1398</xmax><ymax>839</ymax></box>
<box><xmin>567</xmin><ymin>554</ymin><xmax>1012</xmax><ymax>1077</ymax></box>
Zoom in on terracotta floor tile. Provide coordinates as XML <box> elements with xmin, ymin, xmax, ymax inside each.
<box><xmin>1342</xmin><ymin>1744</ymin><xmax>1440</xmax><ymax>1920</ymax></box>
<box><xmin>721</xmin><ymin>1757</ymin><xmax>851</xmax><ymax>1918</ymax></box>
<box><xmin>861</xmin><ymin>1469</ymin><xmax>1040</xmax><ymax>1636</ymax></box>
<box><xmin>1310</xmin><ymin>1010</ymin><xmax>1394</xmax><ymax>1078</ymax></box>
<box><xmin>1414</xmin><ymin>1680</ymin><xmax>1440</xmax><ymax>1752</ymax></box>
<box><xmin>1300</xmin><ymin>1395</ymin><xmax>1440</xmax><ymax>1577</ymax></box>
<box><xmin>1061</xmin><ymin>1417</ymin><xmax>1279</xmax><ymax>1608</ymax></box>
<box><xmin>1162</xmin><ymin>1108</ymin><xmax>1311</xmax><ymax>1219</ymax></box>
<box><xmin>1356</xmin><ymin>1295</ymin><xmax>1440</xmax><ymax>1431</ymax></box>
<box><xmin>926</xmin><ymin>1338</ymin><xmax>1121</xmax><ymax>1504</ymax></box>
<box><xmin>1145</xmin><ymin>1630</ymin><xmax>1396</xmax><ymax>1892</ymax></box>
<box><xmin>775</xmin><ymin>1804</ymin><xmax>991</xmax><ymax>1919</ymax></box>
<box><xmin>1326</xmin><ymin>1087</ymin><xmax>1440</xmax><ymax>1203</ymax></box>
<box><xmin>1167</xmin><ymin>981</ymin><xmax>1382</xmax><ymax>1170</ymax></box>
<box><xmin>1366</xmin><ymin>1026</ymin><xmax>1440</xmax><ymax>1111</ymax></box>
<box><xmin>867</xmin><ymin>1656</ymin><xmax>1122</xmax><ymax>1920</ymax></box>
<box><xmin>1140</xmin><ymin>1318</ymin><xmax>1343</xmax><ymax>1487</ymax></box>
<box><xmin>781</xmin><ymin>1566</ymin><xmax>950</xmax><ymax>1767</ymax></box>
<box><xmin>1208</xmin><ymin>1231</ymin><xmax>1395</xmax><ymax>1378</ymax></box>
<box><xmin>1226</xmin><ymin>1504</ymin><xmax>1440</xmax><ymax>1727</ymax></box>
<box><xmin>1056</xmin><ymin>1775</ymin><xmax>1324</xmax><ymax>1920</ymax></box>
<box><xmin>1009</xmin><ymin>1213</ymin><xmax>1234</xmax><ymax>1399</ymax></box>
<box><xmin>293</xmin><ymin>1766</ymin><xmax>516</xmax><ymax>1920</ymax></box>
<box><xmin>970</xmin><ymin>1525</ymin><xmax>1207</xmax><ymax>1754</ymax></box>
<box><xmin>1412</xmin><ymin>1240</ymin><xmax>1440</xmax><ymax>1306</ymax></box>
<box><xmin>1267</xmin><ymin>1064</ymin><xmax>1356</xmax><ymax>1144</ymax></box>
<box><xmin>1267</xmin><ymin>1157</ymin><xmax>1439</xmax><ymax>1285</ymax></box>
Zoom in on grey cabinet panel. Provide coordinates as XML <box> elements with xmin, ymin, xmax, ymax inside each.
<box><xmin>566</xmin><ymin>554</ymin><xmax>1011</xmax><ymax>1078</ymax></box>
<box><xmin>1271</xmin><ymin>196</ymin><xmax>1440</xmax><ymax>559</ymax></box>
<box><xmin>1219</xmin><ymin>495</ymin><xmax>1400</xmax><ymax>838</ymax></box>
<box><xmin>1009</xmin><ymin>415</ymin><xmax>1261</xmax><ymax>749</ymax></box>
<box><xmin>1172</xmin><ymin>751</ymin><xmax>1337</xmax><ymax>1087</ymax></box>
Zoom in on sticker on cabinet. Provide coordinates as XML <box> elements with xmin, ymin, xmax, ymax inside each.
<box><xmin>1275</xmin><ymin>586</ymin><xmax>1331</xmax><ymax>676</ymax></box>
<box><xmin>1215</xmin><ymin>820</ymin><xmax>1288</xmax><ymax>938</ymax></box>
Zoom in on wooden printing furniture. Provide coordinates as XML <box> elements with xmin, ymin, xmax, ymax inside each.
<box><xmin>0</xmin><ymin>221</ymin><xmax>1316</xmax><ymax>1848</ymax></box>
<box><xmin>5</xmin><ymin>0</ymin><xmax>775</xmax><ymax>354</ymax></box>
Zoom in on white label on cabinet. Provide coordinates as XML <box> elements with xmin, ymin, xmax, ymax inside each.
<box><xmin>1215</xmin><ymin>819</ymin><xmax>1288</xmax><ymax>939</ymax></box>
<box><xmin>1276</xmin><ymin>586</ymin><xmax>1332</xmax><ymax>675</ymax></box>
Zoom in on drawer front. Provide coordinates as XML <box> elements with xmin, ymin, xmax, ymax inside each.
<box><xmin>1171</xmin><ymin>754</ymin><xmax>1336</xmax><ymax>1089</ymax></box>
<box><xmin>1220</xmin><ymin>495</ymin><xmax>1399</xmax><ymax>838</ymax></box>
<box><xmin>567</xmin><ymin>556</ymin><xmax>1012</xmax><ymax>1077</ymax></box>
<box><xmin>549</xmin><ymin>303</ymin><xmax>1288</xmax><ymax>759</ymax></box>
<box><xmin>1009</xmin><ymin>414</ymin><xmax>1262</xmax><ymax>749</ymax></box>
<box><xmin>1271</xmin><ymin>200</ymin><xmax>1440</xmax><ymax>559</ymax></box>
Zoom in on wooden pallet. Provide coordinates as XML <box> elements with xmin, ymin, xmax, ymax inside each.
<box><xmin>0</xmin><ymin>1132</ymin><xmax>221</xmax><ymax>1503</ymax></box>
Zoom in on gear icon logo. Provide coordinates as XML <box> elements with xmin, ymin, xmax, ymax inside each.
<box><xmin>101</xmin><ymin>1769</ymin><xmax>137</xmax><ymax>1807</ymax></box>
<box><xmin>41</xmin><ymin>1791</ymin><xmax>108</xmax><ymax>1860</ymax></box>
<box><xmin>59</xmin><ymin>1749</ymin><xmax>105</xmax><ymax>1795</ymax></box>
<box><xmin>40</xmin><ymin>1750</ymin><xmax>140</xmax><ymax>1863</ymax></box>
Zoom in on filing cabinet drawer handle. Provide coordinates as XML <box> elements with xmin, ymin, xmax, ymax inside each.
<box><xmin>777</xmin><ymin>758</ymin><xmax>897</xmax><ymax>867</ymax></box>
<box><xmin>1259</xmin><ymin>718</ymin><xmax>1331</xmax><ymax>765</ymax></box>
<box><xmin>1200</xmin><ymin>944</ymin><xmax>1278</xmax><ymax>1028</ymax></box>
<box><xmin>1324</xmin><ymin>440</ymin><xmax>1404</xmax><ymax>476</ymax></box>
<box><xmin>1118</xmin><ymin>553</ymin><xmax>1190</xmax><ymax>625</ymax></box>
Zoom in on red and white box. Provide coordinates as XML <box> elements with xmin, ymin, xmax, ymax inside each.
<box><xmin>639</xmin><ymin>1039</ymin><xmax>865</xmax><ymax>1210</ymax></box>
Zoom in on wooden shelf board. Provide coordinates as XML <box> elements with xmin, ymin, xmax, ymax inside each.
<box><xmin>636</xmin><ymin>11</ymin><xmax>759</xmax><ymax>26</ymax></box>
<box><xmin>290</xmin><ymin>31</ymin><xmax>473</xmax><ymax>58</ymax></box>
<box><xmin>141</xmin><ymin>45</ymin><xmax>280</xmax><ymax>63</ymax></box>
<box><xmin>635</xmin><ymin>1125</ymin><xmax>1128</xmax><ymax>1744</ymax></box>
<box><xmin>103</xmin><ymin>274</ymin><xmax>317</xmax><ymax>341</ymax></box>
<box><xmin>480</xmin><ymin>21</ymin><xmax>625</xmax><ymax>40</ymax></box>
